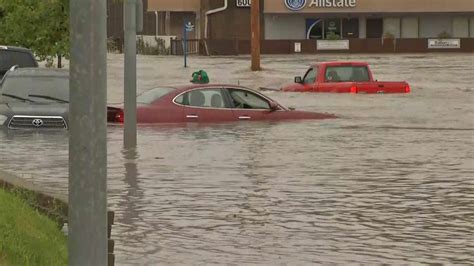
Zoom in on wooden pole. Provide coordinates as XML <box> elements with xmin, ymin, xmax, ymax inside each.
<box><xmin>251</xmin><ymin>0</ymin><xmax>261</xmax><ymax>71</ymax></box>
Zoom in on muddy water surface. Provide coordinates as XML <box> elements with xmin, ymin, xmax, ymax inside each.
<box><xmin>1</xmin><ymin>53</ymin><xmax>473</xmax><ymax>264</ymax></box>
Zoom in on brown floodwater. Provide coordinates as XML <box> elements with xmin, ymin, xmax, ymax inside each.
<box><xmin>0</xmin><ymin>53</ymin><xmax>473</xmax><ymax>264</ymax></box>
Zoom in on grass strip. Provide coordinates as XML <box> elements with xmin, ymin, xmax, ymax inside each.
<box><xmin>0</xmin><ymin>189</ymin><xmax>67</xmax><ymax>266</ymax></box>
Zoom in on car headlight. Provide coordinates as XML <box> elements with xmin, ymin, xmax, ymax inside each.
<box><xmin>0</xmin><ymin>115</ymin><xmax>8</xmax><ymax>126</ymax></box>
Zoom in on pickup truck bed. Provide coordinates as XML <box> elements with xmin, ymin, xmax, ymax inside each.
<box><xmin>281</xmin><ymin>62</ymin><xmax>410</xmax><ymax>94</ymax></box>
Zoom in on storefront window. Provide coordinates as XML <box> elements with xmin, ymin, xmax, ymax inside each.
<box><xmin>307</xmin><ymin>18</ymin><xmax>359</xmax><ymax>40</ymax></box>
<box><xmin>306</xmin><ymin>19</ymin><xmax>323</xmax><ymax>39</ymax></box>
<box><xmin>325</xmin><ymin>18</ymin><xmax>341</xmax><ymax>39</ymax></box>
<box><xmin>342</xmin><ymin>18</ymin><xmax>359</xmax><ymax>38</ymax></box>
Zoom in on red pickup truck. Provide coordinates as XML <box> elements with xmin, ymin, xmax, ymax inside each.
<box><xmin>280</xmin><ymin>62</ymin><xmax>410</xmax><ymax>94</ymax></box>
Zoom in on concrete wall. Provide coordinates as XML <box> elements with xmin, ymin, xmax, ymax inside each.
<box><xmin>265</xmin><ymin>15</ymin><xmax>306</xmax><ymax>40</ymax></box>
<box><xmin>401</xmin><ymin>17</ymin><xmax>419</xmax><ymax>38</ymax></box>
<box><xmin>383</xmin><ymin>17</ymin><xmax>401</xmax><ymax>38</ymax></box>
<box><xmin>419</xmin><ymin>16</ymin><xmax>452</xmax><ymax>38</ymax></box>
<box><xmin>453</xmin><ymin>17</ymin><xmax>470</xmax><ymax>37</ymax></box>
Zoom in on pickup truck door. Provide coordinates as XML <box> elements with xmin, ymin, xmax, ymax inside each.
<box><xmin>302</xmin><ymin>67</ymin><xmax>318</xmax><ymax>91</ymax></box>
<box><xmin>317</xmin><ymin>81</ymin><xmax>354</xmax><ymax>93</ymax></box>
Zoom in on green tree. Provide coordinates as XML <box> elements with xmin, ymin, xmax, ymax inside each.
<box><xmin>0</xmin><ymin>0</ymin><xmax>69</xmax><ymax>68</ymax></box>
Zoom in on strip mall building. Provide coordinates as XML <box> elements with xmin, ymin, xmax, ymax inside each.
<box><xmin>113</xmin><ymin>0</ymin><xmax>474</xmax><ymax>54</ymax></box>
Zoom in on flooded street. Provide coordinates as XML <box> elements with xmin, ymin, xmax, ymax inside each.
<box><xmin>1</xmin><ymin>53</ymin><xmax>473</xmax><ymax>264</ymax></box>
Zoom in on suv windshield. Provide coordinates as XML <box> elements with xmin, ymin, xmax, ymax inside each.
<box><xmin>0</xmin><ymin>50</ymin><xmax>37</xmax><ymax>77</ymax></box>
<box><xmin>1</xmin><ymin>75</ymin><xmax>69</xmax><ymax>103</ymax></box>
<box><xmin>137</xmin><ymin>87</ymin><xmax>176</xmax><ymax>104</ymax></box>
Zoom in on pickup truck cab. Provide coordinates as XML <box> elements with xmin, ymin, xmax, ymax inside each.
<box><xmin>281</xmin><ymin>62</ymin><xmax>410</xmax><ymax>94</ymax></box>
<box><xmin>0</xmin><ymin>46</ymin><xmax>38</xmax><ymax>80</ymax></box>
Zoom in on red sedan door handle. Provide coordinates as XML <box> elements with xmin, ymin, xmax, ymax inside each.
<box><xmin>186</xmin><ymin>114</ymin><xmax>199</xmax><ymax>119</ymax></box>
<box><xmin>239</xmin><ymin>116</ymin><xmax>251</xmax><ymax>120</ymax></box>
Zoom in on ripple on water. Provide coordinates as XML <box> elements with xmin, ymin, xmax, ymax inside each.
<box><xmin>0</xmin><ymin>54</ymin><xmax>473</xmax><ymax>264</ymax></box>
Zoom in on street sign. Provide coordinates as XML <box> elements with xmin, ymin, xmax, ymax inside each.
<box><xmin>185</xmin><ymin>22</ymin><xmax>194</xmax><ymax>32</ymax></box>
<box><xmin>183</xmin><ymin>21</ymin><xmax>194</xmax><ymax>68</ymax></box>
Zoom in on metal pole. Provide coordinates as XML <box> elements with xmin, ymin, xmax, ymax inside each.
<box><xmin>124</xmin><ymin>0</ymin><xmax>137</xmax><ymax>148</ymax></box>
<box><xmin>184</xmin><ymin>22</ymin><xmax>188</xmax><ymax>68</ymax></box>
<box><xmin>69</xmin><ymin>0</ymin><xmax>107</xmax><ymax>265</ymax></box>
<box><xmin>155</xmin><ymin>11</ymin><xmax>159</xmax><ymax>36</ymax></box>
<box><xmin>251</xmin><ymin>0</ymin><xmax>261</xmax><ymax>71</ymax></box>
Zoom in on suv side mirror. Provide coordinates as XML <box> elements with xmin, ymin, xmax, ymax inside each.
<box><xmin>9</xmin><ymin>65</ymin><xmax>19</xmax><ymax>71</ymax></box>
<box><xmin>269</xmin><ymin>101</ymin><xmax>279</xmax><ymax>112</ymax></box>
<box><xmin>294</xmin><ymin>76</ymin><xmax>303</xmax><ymax>84</ymax></box>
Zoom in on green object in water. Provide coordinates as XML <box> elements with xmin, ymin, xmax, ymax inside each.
<box><xmin>191</xmin><ymin>70</ymin><xmax>210</xmax><ymax>84</ymax></box>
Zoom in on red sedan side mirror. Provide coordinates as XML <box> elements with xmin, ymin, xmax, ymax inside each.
<box><xmin>269</xmin><ymin>101</ymin><xmax>279</xmax><ymax>112</ymax></box>
<box><xmin>294</xmin><ymin>76</ymin><xmax>303</xmax><ymax>84</ymax></box>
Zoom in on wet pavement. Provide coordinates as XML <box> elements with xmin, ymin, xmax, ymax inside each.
<box><xmin>1</xmin><ymin>53</ymin><xmax>473</xmax><ymax>264</ymax></box>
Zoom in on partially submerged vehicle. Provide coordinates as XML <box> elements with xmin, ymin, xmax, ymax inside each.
<box><xmin>0</xmin><ymin>68</ymin><xmax>69</xmax><ymax>129</ymax></box>
<box><xmin>108</xmin><ymin>84</ymin><xmax>336</xmax><ymax>123</ymax></box>
<box><xmin>281</xmin><ymin>61</ymin><xmax>410</xmax><ymax>94</ymax></box>
<box><xmin>0</xmin><ymin>68</ymin><xmax>336</xmax><ymax>129</ymax></box>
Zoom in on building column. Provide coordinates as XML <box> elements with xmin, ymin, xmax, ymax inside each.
<box><xmin>359</xmin><ymin>16</ymin><xmax>366</xmax><ymax>38</ymax></box>
<box><xmin>165</xmin><ymin>11</ymin><xmax>171</xmax><ymax>35</ymax></box>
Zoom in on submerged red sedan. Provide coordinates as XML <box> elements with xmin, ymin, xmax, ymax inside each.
<box><xmin>108</xmin><ymin>84</ymin><xmax>336</xmax><ymax>123</ymax></box>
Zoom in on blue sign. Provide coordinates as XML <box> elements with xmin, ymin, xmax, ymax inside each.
<box><xmin>185</xmin><ymin>22</ymin><xmax>194</xmax><ymax>32</ymax></box>
<box><xmin>284</xmin><ymin>0</ymin><xmax>307</xmax><ymax>11</ymax></box>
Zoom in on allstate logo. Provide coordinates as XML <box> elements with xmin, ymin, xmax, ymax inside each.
<box><xmin>284</xmin><ymin>0</ymin><xmax>307</xmax><ymax>11</ymax></box>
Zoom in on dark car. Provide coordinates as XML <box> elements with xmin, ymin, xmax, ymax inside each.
<box><xmin>0</xmin><ymin>46</ymin><xmax>38</xmax><ymax>80</ymax></box>
<box><xmin>108</xmin><ymin>84</ymin><xmax>336</xmax><ymax>123</ymax></box>
<box><xmin>0</xmin><ymin>68</ymin><xmax>69</xmax><ymax>129</ymax></box>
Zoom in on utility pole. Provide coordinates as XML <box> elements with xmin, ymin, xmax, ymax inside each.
<box><xmin>69</xmin><ymin>0</ymin><xmax>108</xmax><ymax>265</ymax></box>
<box><xmin>251</xmin><ymin>0</ymin><xmax>261</xmax><ymax>71</ymax></box>
<box><xmin>124</xmin><ymin>0</ymin><xmax>143</xmax><ymax>149</ymax></box>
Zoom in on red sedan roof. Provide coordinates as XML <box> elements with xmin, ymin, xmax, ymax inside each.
<box><xmin>168</xmin><ymin>84</ymin><xmax>256</xmax><ymax>94</ymax></box>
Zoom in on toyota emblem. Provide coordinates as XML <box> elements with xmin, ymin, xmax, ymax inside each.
<box><xmin>32</xmin><ymin>118</ymin><xmax>44</xmax><ymax>127</ymax></box>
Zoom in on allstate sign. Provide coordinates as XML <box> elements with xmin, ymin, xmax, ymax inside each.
<box><xmin>285</xmin><ymin>0</ymin><xmax>307</xmax><ymax>11</ymax></box>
